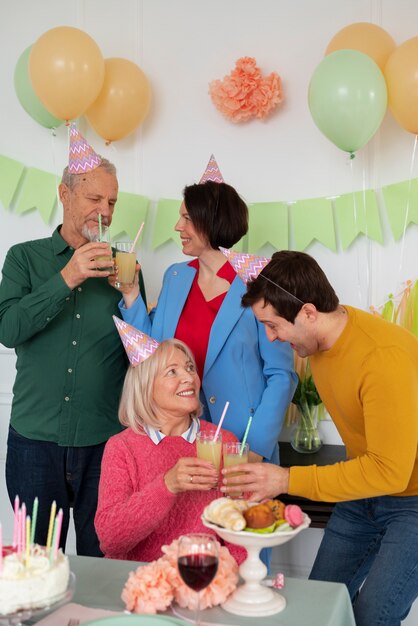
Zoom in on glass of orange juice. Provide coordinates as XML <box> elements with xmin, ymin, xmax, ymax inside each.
<box><xmin>114</xmin><ymin>242</ymin><xmax>136</xmax><ymax>288</ymax></box>
<box><xmin>196</xmin><ymin>431</ymin><xmax>222</xmax><ymax>487</ymax></box>
<box><xmin>223</xmin><ymin>441</ymin><xmax>249</xmax><ymax>498</ymax></box>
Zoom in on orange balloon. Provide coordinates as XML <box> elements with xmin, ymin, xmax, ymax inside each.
<box><xmin>85</xmin><ymin>58</ymin><xmax>151</xmax><ymax>143</ymax></box>
<box><xmin>325</xmin><ymin>22</ymin><xmax>395</xmax><ymax>71</ymax></box>
<box><xmin>29</xmin><ymin>26</ymin><xmax>104</xmax><ymax>121</ymax></box>
<box><xmin>385</xmin><ymin>37</ymin><xmax>418</xmax><ymax>134</ymax></box>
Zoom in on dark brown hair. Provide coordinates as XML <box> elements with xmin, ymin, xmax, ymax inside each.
<box><xmin>183</xmin><ymin>181</ymin><xmax>248</xmax><ymax>249</ymax></box>
<box><xmin>242</xmin><ymin>250</ymin><xmax>339</xmax><ymax>322</ymax></box>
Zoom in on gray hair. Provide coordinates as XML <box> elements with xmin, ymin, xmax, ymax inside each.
<box><xmin>60</xmin><ymin>158</ymin><xmax>117</xmax><ymax>190</ymax></box>
<box><xmin>118</xmin><ymin>338</ymin><xmax>202</xmax><ymax>433</ymax></box>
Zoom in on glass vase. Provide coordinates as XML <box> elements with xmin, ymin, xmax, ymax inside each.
<box><xmin>291</xmin><ymin>404</ymin><xmax>323</xmax><ymax>454</ymax></box>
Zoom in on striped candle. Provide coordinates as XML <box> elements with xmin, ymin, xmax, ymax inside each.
<box><xmin>46</xmin><ymin>501</ymin><xmax>56</xmax><ymax>550</ymax></box>
<box><xmin>53</xmin><ymin>509</ymin><xmax>63</xmax><ymax>561</ymax></box>
<box><xmin>30</xmin><ymin>497</ymin><xmax>38</xmax><ymax>545</ymax></box>
<box><xmin>20</xmin><ymin>503</ymin><xmax>26</xmax><ymax>554</ymax></box>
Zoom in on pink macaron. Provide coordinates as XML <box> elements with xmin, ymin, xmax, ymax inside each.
<box><xmin>284</xmin><ymin>504</ymin><xmax>304</xmax><ymax>528</ymax></box>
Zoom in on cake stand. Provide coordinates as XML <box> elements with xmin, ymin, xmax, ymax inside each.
<box><xmin>0</xmin><ymin>571</ymin><xmax>75</xmax><ymax>626</ymax></box>
<box><xmin>202</xmin><ymin>515</ymin><xmax>311</xmax><ymax>617</ymax></box>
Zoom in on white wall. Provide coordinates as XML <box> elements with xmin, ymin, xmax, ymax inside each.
<box><xmin>1</xmin><ymin>2</ymin><xmax>417</xmax><ymax>620</ymax></box>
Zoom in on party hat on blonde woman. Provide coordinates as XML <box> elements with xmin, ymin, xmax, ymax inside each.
<box><xmin>220</xmin><ymin>247</ymin><xmax>270</xmax><ymax>284</ymax></box>
<box><xmin>199</xmin><ymin>154</ymin><xmax>224</xmax><ymax>183</ymax></box>
<box><xmin>113</xmin><ymin>316</ymin><xmax>159</xmax><ymax>366</ymax></box>
<box><xmin>68</xmin><ymin>123</ymin><xmax>102</xmax><ymax>174</ymax></box>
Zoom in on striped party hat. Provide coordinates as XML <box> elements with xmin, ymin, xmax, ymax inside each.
<box><xmin>220</xmin><ymin>247</ymin><xmax>270</xmax><ymax>284</ymax></box>
<box><xmin>68</xmin><ymin>123</ymin><xmax>102</xmax><ymax>174</ymax></box>
<box><xmin>113</xmin><ymin>316</ymin><xmax>159</xmax><ymax>366</ymax></box>
<box><xmin>199</xmin><ymin>154</ymin><xmax>224</xmax><ymax>183</ymax></box>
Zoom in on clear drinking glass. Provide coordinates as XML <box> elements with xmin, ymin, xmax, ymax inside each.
<box><xmin>93</xmin><ymin>225</ymin><xmax>114</xmax><ymax>273</ymax></box>
<box><xmin>114</xmin><ymin>242</ymin><xmax>136</xmax><ymax>288</ymax></box>
<box><xmin>223</xmin><ymin>441</ymin><xmax>249</xmax><ymax>498</ymax></box>
<box><xmin>177</xmin><ymin>533</ymin><xmax>219</xmax><ymax>625</ymax></box>
<box><xmin>196</xmin><ymin>431</ymin><xmax>222</xmax><ymax>487</ymax></box>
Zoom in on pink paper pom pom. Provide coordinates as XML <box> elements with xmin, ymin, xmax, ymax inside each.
<box><xmin>209</xmin><ymin>56</ymin><xmax>283</xmax><ymax>123</ymax></box>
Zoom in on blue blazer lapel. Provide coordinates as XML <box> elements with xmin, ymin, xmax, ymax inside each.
<box><xmin>163</xmin><ymin>264</ymin><xmax>196</xmax><ymax>337</ymax></box>
<box><xmin>204</xmin><ymin>276</ymin><xmax>246</xmax><ymax>375</ymax></box>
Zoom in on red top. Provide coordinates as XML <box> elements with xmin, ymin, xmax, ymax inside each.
<box><xmin>175</xmin><ymin>259</ymin><xmax>236</xmax><ymax>379</ymax></box>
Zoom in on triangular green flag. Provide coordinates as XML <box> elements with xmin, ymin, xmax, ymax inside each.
<box><xmin>0</xmin><ymin>155</ymin><xmax>25</xmax><ymax>209</ymax></box>
<box><xmin>110</xmin><ymin>192</ymin><xmax>149</xmax><ymax>241</ymax></box>
<box><xmin>15</xmin><ymin>168</ymin><xmax>58</xmax><ymax>223</ymax></box>
<box><xmin>292</xmin><ymin>198</ymin><xmax>336</xmax><ymax>251</ymax></box>
<box><xmin>248</xmin><ymin>202</ymin><xmax>288</xmax><ymax>251</ymax></box>
<box><xmin>382</xmin><ymin>180</ymin><xmax>418</xmax><ymax>240</ymax></box>
<box><xmin>334</xmin><ymin>190</ymin><xmax>383</xmax><ymax>249</ymax></box>
<box><xmin>152</xmin><ymin>199</ymin><xmax>181</xmax><ymax>249</ymax></box>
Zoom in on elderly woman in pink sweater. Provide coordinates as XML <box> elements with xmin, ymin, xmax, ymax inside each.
<box><xmin>95</xmin><ymin>322</ymin><xmax>244</xmax><ymax>564</ymax></box>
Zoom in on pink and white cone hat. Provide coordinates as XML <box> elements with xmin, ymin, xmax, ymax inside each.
<box><xmin>68</xmin><ymin>123</ymin><xmax>102</xmax><ymax>174</ymax></box>
<box><xmin>199</xmin><ymin>154</ymin><xmax>224</xmax><ymax>184</ymax></box>
<box><xmin>113</xmin><ymin>316</ymin><xmax>159</xmax><ymax>367</ymax></box>
<box><xmin>220</xmin><ymin>247</ymin><xmax>270</xmax><ymax>284</ymax></box>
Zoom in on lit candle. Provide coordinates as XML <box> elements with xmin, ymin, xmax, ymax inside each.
<box><xmin>46</xmin><ymin>501</ymin><xmax>56</xmax><ymax>550</ymax></box>
<box><xmin>12</xmin><ymin>495</ymin><xmax>19</xmax><ymax>548</ymax></box>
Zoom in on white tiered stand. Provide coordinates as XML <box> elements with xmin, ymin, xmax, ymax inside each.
<box><xmin>203</xmin><ymin>515</ymin><xmax>311</xmax><ymax>617</ymax></box>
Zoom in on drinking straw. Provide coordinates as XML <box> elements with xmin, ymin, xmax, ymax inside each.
<box><xmin>129</xmin><ymin>221</ymin><xmax>145</xmax><ymax>254</ymax></box>
<box><xmin>12</xmin><ymin>495</ymin><xmax>19</xmax><ymax>548</ymax></box>
<box><xmin>98</xmin><ymin>212</ymin><xmax>103</xmax><ymax>241</ymax></box>
<box><xmin>214</xmin><ymin>401</ymin><xmax>230</xmax><ymax>440</ymax></box>
<box><xmin>240</xmin><ymin>414</ymin><xmax>253</xmax><ymax>456</ymax></box>
<box><xmin>30</xmin><ymin>497</ymin><xmax>38</xmax><ymax>545</ymax></box>
<box><xmin>46</xmin><ymin>500</ymin><xmax>56</xmax><ymax>550</ymax></box>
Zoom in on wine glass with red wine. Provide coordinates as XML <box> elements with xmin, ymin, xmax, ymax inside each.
<box><xmin>177</xmin><ymin>533</ymin><xmax>219</xmax><ymax>625</ymax></box>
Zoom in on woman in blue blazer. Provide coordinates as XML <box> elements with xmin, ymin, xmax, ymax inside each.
<box><xmin>118</xmin><ymin>180</ymin><xmax>297</xmax><ymax>464</ymax></box>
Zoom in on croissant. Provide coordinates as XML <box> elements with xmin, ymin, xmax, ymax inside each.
<box><xmin>203</xmin><ymin>497</ymin><xmax>248</xmax><ymax>531</ymax></box>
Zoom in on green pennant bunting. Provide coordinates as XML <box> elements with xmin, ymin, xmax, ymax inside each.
<box><xmin>382</xmin><ymin>180</ymin><xmax>418</xmax><ymax>240</ymax></box>
<box><xmin>0</xmin><ymin>155</ymin><xmax>25</xmax><ymax>209</ymax></box>
<box><xmin>152</xmin><ymin>199</ymin><xmax>181</xmax><ymax>249</ymax></box>
<box><xmin>292</xmin><ymin>198</ymin><xmax>336</xmax><ymax>252</ymax></box>
<box><xmin>334</xmin><ymin>190</ymin><xmax>383</xmax><ymax>250</ymax></box>
<box><xmin>248</xmin><ymin>202</ymin><xmax>288</xmax><ymax>251</ymax></box>
<box><xmin>110</xmin><ymin>192</ymin><xmax>149</xmax><ymax>241</ymax></box>
<box><xmin>15</xmin><ymin>168</ymin><xmax>58</xmax><ymax>223</ymax></box>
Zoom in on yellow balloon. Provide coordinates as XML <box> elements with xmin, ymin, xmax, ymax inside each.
<box><xmin>85</xmin><ymin>58</ymin><xmax>151</xmax><ymax>143</ymax></box>
<box><xmin>325</xmin><ymin>22</ymin><xmax>395</xmax><ymax>71</ymax></box>
<box><xmin>29</xmin><ymin>26</ymin><xmax>104</xmax><ymax>121</ymax></box>
<box><xmin>385</xmin><ymin>37</ymin><xmax>418</xmax><ymax>134</ymax></box>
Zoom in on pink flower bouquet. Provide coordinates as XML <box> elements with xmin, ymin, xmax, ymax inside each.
<box><xmin>121</xmin><ymin>537</ymin><xmax>239</xmax><ymax>615</ymax></box>
<box><xmin>209</xmin><ymin>56</ymin><xmax>283</xmax><ymax>123</ymax></box>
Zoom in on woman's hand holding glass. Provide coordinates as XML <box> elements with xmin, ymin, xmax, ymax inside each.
<box><xmin>164</xmin><ymin>456</ymin><xmax>219</xmax><ymax>494</ymax></box>
<box><xmin>108</xmin><ymin>261</ymin><xmax>141</xmax><ymax>304</ymax></box>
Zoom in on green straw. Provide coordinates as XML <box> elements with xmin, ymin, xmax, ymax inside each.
<box><xmin>30</xmin><ymin>497</ymin><xmax>38</xmax><ymax>545</ymax></box>
<box><xmin>240</xmin><ymin>415</ymin><xmax>253</xmax><ymax>456</ymax></box>
<box><xmin>98</xmin><ymin>213</ymin><xmax>103</xmax><ymax>241</ymax></box>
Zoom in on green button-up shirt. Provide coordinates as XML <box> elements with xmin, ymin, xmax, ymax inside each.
<box><xmin>0</xmin><ymin>227</ymin><xmax>146</xmax><ymax>447</ymax></box>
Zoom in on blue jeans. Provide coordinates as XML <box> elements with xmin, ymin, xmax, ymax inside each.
<box><xmin>6</xmin><ymin>426</ymin><xmax>105</xmax><ymax>557</ymax></box>
<box><xmin>309</xmin><ymin>497</ymin><xmax>418</xmax><ymax>626</ymax></box>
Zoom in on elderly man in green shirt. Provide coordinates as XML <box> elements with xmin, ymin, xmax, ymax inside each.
<box><xmin>0</xmin><ymin>132</ymin><xmax>145</xmax><ymax>556</ymax></box>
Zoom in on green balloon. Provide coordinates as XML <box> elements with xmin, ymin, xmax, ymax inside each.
<box><xmin>308</xmin><ymin>49</ymin><xmax>387</xmax><ymax>154</ymax></box>
<box><xmin>14</xmin><ymin>45</ymin><xmax>63</xmax><ymax>129</ymax></box>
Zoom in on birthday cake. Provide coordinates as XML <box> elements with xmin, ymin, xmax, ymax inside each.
<box><xmin>0</xmin><ymin>545</ymin><xmax>70</xmax><ymax>615</ymax></box>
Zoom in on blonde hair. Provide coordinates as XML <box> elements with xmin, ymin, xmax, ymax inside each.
<box><xmin>118</xmin><ymin>338</ymin><xmax>202</xmax><ymax>433</ymax></box>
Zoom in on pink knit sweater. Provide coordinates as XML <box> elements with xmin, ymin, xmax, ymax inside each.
<box><xmin>95</xmin><ymin>420</ymin><xmax>245</xmax><ymax>564</ymax></box>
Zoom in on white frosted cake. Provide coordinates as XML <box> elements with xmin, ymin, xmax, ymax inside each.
<box><xmin>0</xmin><ymin>545</ymin><xmax>70</xmax><ymax>615</ymax></box>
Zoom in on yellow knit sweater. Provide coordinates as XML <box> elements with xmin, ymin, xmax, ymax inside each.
<box><xmin>289</xmin><ymin>305</ymin><xmax>418</xmax><ymax>501</ymax></box>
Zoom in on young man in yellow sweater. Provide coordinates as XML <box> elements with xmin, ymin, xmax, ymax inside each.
<box><xmin>222</xmin><ymin>250</ymin><xmax>418</xmax><ymax>626</ymax></box>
